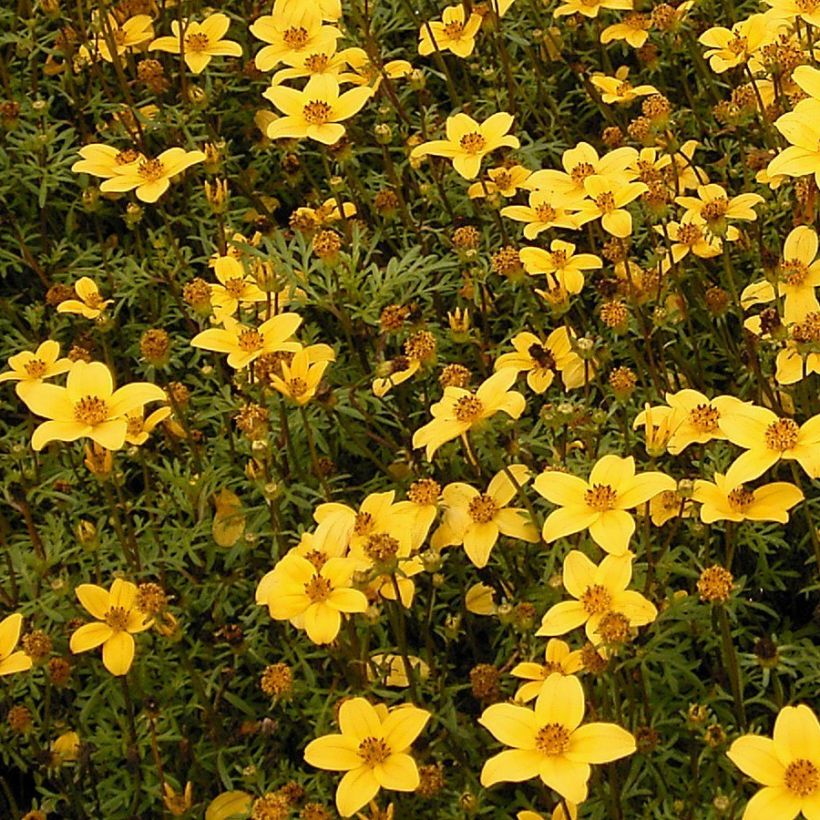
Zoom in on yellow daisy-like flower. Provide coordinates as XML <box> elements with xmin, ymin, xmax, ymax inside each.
<box><xmin>190</xmin><ymin>312</ymin><xmax>302</xmax><ymax>369</ymax></box>
<box><xmin>124</xmin><ymin>406</ymin><xmax>172</xmax><ymax>446</ymax></box>
<box><xmin>768</xmin><ymin>98</ymin><xmax>820</xmax><ymax>187</ymax></box>
<box><xmin>412</xmin><ymin>368</ymin><xmax>526</xmax><ymax>460</ymax></box>
<box><xmin>590</xmin><ymin>67</ymin><xmax>658</xmax><ymax>104</ymax></box>
<box><xmin>20</xmin><ymin>360</ymin><xmax>166</xmax><ymax>452</ymax></box>
<box><xmin>692</xmin><ymin>473</ymin><xmax>804</xmax><ymax>524</ymax></box>
<box><xmin>208</xmin><ymin>256</ymin><xmax>267</xmax><ymax>320</ymax></box>
<box><xmin>727</xmin><ymin>704</ymin><xmax>820</xmax><ymax>819</ymax></box>
<box><xmin>410</xmin><ymin>112</ymin><xmax>520</xmax><ymax>180</ymax></box>
<box><xmin>304</xmin><ymin>698</ymin><xmax>430</xmax><ymax>817</ymax></box>
<box><xmin>418</xmin><ymin>4</ymin><xmax>483</xmax><ymax>58</ymax></box>
<box><xmin>479</xmin><ymin>673</ymin><xmax>636</xmax><ymax>803</ymax></box>
<box><xmin>269</xmin><ymin>347</ymin><xmax>331</xmax><ymax>405</ymax></box>
<box><xmin>269</xmin><ymin>43</ymin><xmax>348</xmax><ymax>86</ymax></box>
<box><xmin>0</xmin><ymin>340</ymin><xmax>72</xmax><ymax>397</ymax></box>
<box><xmin>0</xmin><ymin>613</ymin><xmax>33</xmax><ymax>677</ymax></box>
<box><xmin>467</xmin><ymin>165</ymin><xmax>532</xmax><ymax>199</ymax></box>
<box><xmin>69</xmin><ymin>578</ymin><xmax>153</xmax><ymax>676</ymax></box>
<box><xmin>698</xmin><ymin>14</ymin><xmax>776</xmax><ymax>73</ymax></box>
<box><xmin>255</xmin><ymin>554</ymin><xmax>367</xmax><ymax>644</ymax></box>
<box><xmin>675</xmin><ymin>183</ymin><xmax>764</xmax><ymax>238</ymax></box>
<box><xmin>100</xmin><ymin>148</ymin><xmax>206</xmax><ymax>203</ymax></box>
<box><xmin>263</xmin><ymin>74</ymin><xmax>372</xmax><ymax>144</ymax></box>
<box><xmin>494</xmin><ymin>328</ymin><xmax>592</xmax><ymax>393</ymax></box>
<box><xmin>71</xmin><ymin>144</ymin><xmax>144</xmax><ymax>179</ymax></box>
<box><xmin>341</xmin><ymin>48</ymin><xmax>413</xmax><ymax>90</ymax></box>
<box><xmin>251</xmin><ymin>3</ymin><xmax>341</xmax><ymax>72</ymax></box>
<box><xmin>56</xmin><ymin>276</ymin><xmax>112</xmax><ymax>320</ymax></box>
<box><xmin>573</xmin><ymin>177</ymin><xmax>647</xmax><ymax>238</ymax></box>
<box><xmin>519</xmin><ymin>240</ymin><xmax>602</xmax><ymax>295</ymax></box>
<box><xmin>719</xmin><ymin>405</ymin><xmax>820</xmax><ymax>486</ymax></box>
<box><xmin>656</xmin><ymin>217</ymin><xmax>738</xmax><ymax>272</ymax></box>
<box><xmin>536</xmin><ymin>550</ymin><xmax>658</xmax><ymax>642</ymax></box>
<box><xmin>534</xmin><ymin>455</ymin><xmax>675</xmax><ymax>555</ymax></box>
<box><xmin>525</xmin><ymin>143</ymin><xmax>637</xmax><ymax>198</ymax></box>
<box><xmin>149</xmin><ymin>14</ymin><xmax>243</xmax><ymax>74</ymax></box>
<box><xmin>511</xmin><ymin>639</ymin><xmax>584</xmax><ymax>702</ymax></box>
<box><xmin>600</xmin><ymin>13</ymin><xmax>652</xmax><ymax>48</ymax></box>
<box><xmin>501</xmin><ymin>189</ymin><xmax>585</xmax><ymax>239</ymax></box>
<box><xmin>741</xmin><ymin>226</ymin><xmax>820</xmax><ymax>324</ymax></box>
<box><xmin>431</xmin><ymin>465</ymin><xmax>538</xmax><ymax>567</ymax></box>
<box><xmin>96</xmin><ymin>14</ymin><xmax>154</xmax><ymax>63</ymax></box>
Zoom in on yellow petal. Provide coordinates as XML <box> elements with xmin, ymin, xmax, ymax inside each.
<box><xmin>534</xmin><ymin>674</ymin><xmax>585</xmax><ymax>731</ymax></box>
<box><xmin>338</xmin><ymin>698</ymin><xmax>382</xmax><ymax>743</ymax></box>
<box><xmin>372</xmin><ymin>752</ymin><xmax>419</xmax><ymax>790</ymax></box>
<box><xmin>773</xmin><ymin>704</ymin><xmax>820</xmax><ymax>763</ymax></box>
<box><xmin>566</xmin><ymin>722</ymin><xmax>636</xmax><ymax>763</ymax></box>
<box><xmin>382</xmin><ymin>705</ymin><xmax>430</xmax><ymax>751</ymax></box>
<box><xmin>304</xmin><ymin>734</ymin><xmax>361</xmax><ymax>771</ymax></box>
<box><xmin>335</xmin><ymin>765</ymin><xmax>380</xmax><ymax>817</ymax></box>
<box><xmin>70</xmin><ymin>622</ymin><xmax>114</xmax><ymax>653</ymax></box>
<box><xmin>0</xmin><ymin>613</ymin><xmax>23</xmax><ymax>658</ymax></box>
<box><xmin>102</xmin><ymin>631</ymin><xmax>135</xmax><ymax>676</ymax></box>
<box><xmin>480</xmin><ymin>749</ymin><xmax>543</xmax><ymax>787</ymax></box>
<box><xmin>479</xmin><ymin>703</ymin><xmax>538</xmax><ymax>748</ymax></box>
<box><xmin>76</xmin><ymin>584</ymin><xmax>110</xmax><ymax>620</ymax></box>
<box><xmin>727</xmin><ymin>735</ymin><xmax>785</xmax><ymax>786</ymax></box>
<box><xmin>538</xmin><ymin>755</ymin><xmax>590</xmax><ymax>805</ymax></box>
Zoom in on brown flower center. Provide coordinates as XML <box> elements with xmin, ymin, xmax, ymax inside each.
<box><xmin>596</xmin><ymin>611</ymin><xmax>630</xmax><ymax>643</ymax></box>
<box><xmin>303</xmin><ymin>101</ymin><xmax>332</xmax><ymax>124</ymax></box>
<box><xmin>283</xmin><ymin>26</ymin><xmax>309</xmax><ymax>49</ymax></box>
<box><xmin>287</xmin><ymin>377</ymin><xmax>309</xmax><ymax>397</ymax></box>
<box><xmin>784</xmin><ymin>759</ymin><xmax>820</xmax><ymax>797</ymax></box>
<box><xmin>126</xmin><ymin>416</ymin><xmax>144</xmax><ymax>437</ymax></box>
<box><xmin>453</xmin><ymin>394</ymin><xmax>484</xmax><ymax>423</ymax></box>
<box><xmin>549</xmin><ymin>249</ymin><xmax>568</xmax><ymax>268</ymax></box>
<box><xmin>677</xmin><ymin>223</ymin><xmax>703</xmax><ymax>245</ymax></box>
<box><xmin>138</xmin><ymin>158</ymin><xmax>165</xmax><ymax>182</ymax></box>
<box><xmin>116</xmin><ymin>148</ymin><xmax>140</xmax><ymax>165</ymax></box>
<box><xmin>364</xmin><ymin>533</ymin><xmax>400</xmax><ymax>562</ymax></box>
<box><xmin>584</xmin><ymin>484</ymin><xmax>618</xmax><ymax>511</ymax></box>
<box><xmin>468</xmin><ymin>493</ymin><xmax>498</xmax><ymax>523</ymax></box>
<box><xmin>459</xmin><ymin>132</ymin><xmax>487</xmax><ymax>154</ymax></box>
<box><xmin>303</xmin><ymin>549</ymin><xmax>329</xmax><ymax>570</ymax></box>
<box><xmin>727</xmin><ymin>486</ymin><xmax>754</xmax><ymax>512</ymax></box>
<box><xmin>493</xmin><ymin>170</ymin><xmax>512</xmax><ymax>190</ymax></box>
<box><xmin>304</xmin><ymin>53</ymin><xmax>330</xmax><ymax>72</ymax></box>
<box><xmin>581</xmin><ymin>584</ymin><xmax>612</xmax><ymax>614</ymax></box>
<box><xmin>443</xmin><ymin>20</ymin><xmax>465</xmax><ymax>38</ymax></box>
<box><xmin>408</xmin><ymin>478</ymin><xmax>441</xmax><ymax>506</ymax></box>
<box><xmin>726</xmin><ymin>35</ymin><xmax>748</xmax><ymax>56</ymax></box>
<box><xmin>534</xmin><ymin>723</ymin><xmax>571</xmax><ymax>755</ymax></box>
<box><xmin>780</xmin><ymin>259</ymin><xmax>810</xmax><ymax>287</ymax></box>
<box><xmin>792</xmin><ymin>312</ymin><xmax>820</xmax><ymax>343</ymax></box>
<box><xmin>535</xmin><ymin>203</ymin><xmax>557</xmax><ymax>223</ymax></box>
<box><xmin>238</xmin><ymin>328</ymin><xmax>263</xmax><ymax>352</ymax></box>
<box><xmin>796</xmin><ymin>0</ymin><xmax>820</xmax><ymax>12</ymax></box>
<box><xmin>353</xmin><ymin>511</ymin><xmax>374</xmax><ymax>536</ymax></box>
<box><xmin>224</xmin><ymin>277</ymin><xmax>246</xmax><ymax>297</ymax></box>
<box><xmin>615</xmin><ymin>81</ymin><xmax>633</xmax><ymax>97</ymax></box>
<box><xmin>23</xmin><ymin>359</ymin><xmax>47</xmax><ymax>378</ymax></box>
<box><xmin>701</xmin><ymin>198</ymin><xmax>728</xmax><ymax>222</ymax></box>
<box><xmin>764</xmin><ymin>418</ymin><xmax>799</xmax><ymax>452</ymax></box>
<box><xmin>74</xmin><ymin>396</ymin><xmax>109</xmax><ymax>426</ymax></box>
<box><xmin>304</xmin><ymin>574</ymin><xmax>332</xmax><ymax>603</ymax></box>
<box><xmin>84</xmin><ymin>291</ymin><xmax>105</xmax><ymax>309</ymax></box>
<box><xmin>104</xmin><ymin>606</ymin><xmax>130</xmax><ymax>631</ymax></box>
<box><xmin>358</xmin><ymin>736</ymin><xmax>391</xmax><ymax>766</ymax></box>
<box><xmin>595</xmin><ymin>192</ymin><xmax>616</xmax><ymax>213</ymax></box>
<box><xmin>184</xmin><ymin>32</ymin><xmax>210</xmax><ymax>52</ymax></box>
<box><xmin>689</xmin><ymin>404</ymin><xmax>720</xmax><ymax>433</ymax></box>
<box><xmin>570</xmin><ymin>162</ymin><xmax>595</xmax><ymax>184</ymax></box>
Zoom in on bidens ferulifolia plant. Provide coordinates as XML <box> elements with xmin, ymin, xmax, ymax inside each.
<box><xmin>0</xmin><ymin>0</ymin><xmax>819</xmax><ymax>817</ymax></box>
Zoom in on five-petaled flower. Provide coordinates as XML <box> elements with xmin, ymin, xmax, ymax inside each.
<box><xmin>149</xmin><ymin>14</ymin><xmax>243</xmax><ymax>74</ymax></box>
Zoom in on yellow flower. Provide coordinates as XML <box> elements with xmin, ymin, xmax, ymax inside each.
<box><xmin>656</xmin><ymin>217</ymin><xmax>738</xmax><ymax>271</ymax></box>
<box><xmin>100</xmin><ymin>148</ymin><xmax>206</xmax><ymax>203</ymax></box>
<box><xmin>269</xmin><ymin>347</ymin><xmax>330</xmax><ymax>405</ymax></box>
<box><xmin>698</xmin><ymin>15</ymin><xmax>776</xmax><ymax>73</ymax></box>
<box><xmin>465</xmin><ymin>582</ymin><xmax>497</xmax><ymax>615</ymax></box>
<box><xmin>368</xmin><ymin>654</ymin><xmax>430</xmax><ymax>688</ymax></box>
<box><xmin>692</xmin><ymin>473</ymin><xmax>804</xmax><ymax>524</ymax></box>
<box><xmin>525</xmin><ymin>143</ymin><xmax>637</xmax><ymax>198</ymax></box>
<box><xmin>149</xmin><ymin>14</ymin><xmax>243</xmax><ymax>74</ymax></box>
<box><xmin>124</xmin><ymin>406</ymin><xmax>172</xmax><ymax>446</ymax></box>
<box><xmin>431</xmin><ymin>465</ymin><xmax>538</xmax><ymax>567</ymax></box>
<box><xmin>269</xmin><ymin>42</ymin><xmax>349</xmax><ymax>86</ymax></box>
<box><xmin>632</xmin><ymin>401</ymin><xmax>677</xmax><ymax>456</ymax></box>
<box><xmin>255</xmin><ymin>554</ymin><xmax>367</xmax><ymax>644</ymax></box>
<box><xmin>727</xmin><ymin>704</ymin><xmax>820</xmax><ymax>818</ymax></box>
<box><xmin>69</xmin><ymin>578</ymin><xmax>153</xmax><ymax>676</ymax></box>
<box><xmin>718</xmin><ymin>405</ymin><xmax>820</xmax><ymax>485</ymax></box>
<box><xmin>96</xmin><ymin>14</ymin><xmax>154</xmax><ymax>63</ymax></box>
<box><xmin>633</xmin><ymin>390</ymin><xmax>747</xmax><ymax>454</ymax></box>
<box><xmin>342</xmin><ymin>48</ymin><xmax>413</xmax><ymax>90</ymax></box>
<box><xmin>304</xmin><ymin>698</ymin><xmax>430</xmax><ymax>817</ymax></box>
<box><xmin>372</xmin><ymin>357</ymin><xmax>421</xmax><ymax>398</ymax></box>
<box><xmin>600</xmin><ymin>13</ymin><xmax>652</xmax><ymax>48</ymax></box>
<box><xmin>494</xmin><ymin>328</ymin><xmax>592</xmax><ymax>393</ymax></box>
<box><xmin>512</xmin><ymin>639</ymin><xmax>584</xmax><ymax>702</ymax></box>
<box><xmin>251</xmin><ymin>2</ymin><xmax>341</xmax><ymax>72</ymax></box>
<box><xmin>0</xmin><ymin>613</ymin><xmax>33</xmax><ymax>677</ymax></box>
<box><xmin>56</xmin><ymin>276</ymin><xmax>112</xmax><ymax>320</ymax></box>
<box><xmin>501</xmin><ymin>189</ymin><xmax>585</xmax><ymax>238</ymax></box>
<box><xmin>263</xmin><ymin>74</ymin><xmax>372</xmax><ymax>144</ymax></box>
<box><xmin>554</xmin><ymin>0</ymin><xmax>631</xmax><ymax>17</ymax></box>
<box><xmin>410</xmin><ymin>112</ymin><xmax>520</xmax><ymax>180</ymax></box>
<box><xmin>205</xmin><ymin>791</ymin><xmax>254</xmax><ymax>820</ymax></box>
<box><xmin>648</xmin><ymin>489</ymin><xmax>694</xmax><ymax>526</ymax></box>
<box><xmin>468</xmin><ymin>165</ymin><xmax>532</xmax><ymax>199</ymax></box>
<box><xmin>190</xmin><ymin>312</ymin><xmax>302</xmax><ymax>369</ymax></box>
<box><xmin>50</xmin><ymin>731</ymin><xmax>81</xmax><ymax>765</ymax></box>
<box><xmin>71</xmin><ymin>144</ymin><xmax>144</xmax><ymax>179</ymax></box>
<box><xmin>519</xmin><ymin>240</ymin><xmax>602</xmax><ymax>295</ymax></box>
<box><xmin>768</xmin><ymin>98</ymin><xmax>820</xmax><ymax>187</ymax></box>
<box><xmin>741</xmin><ymin>226</ymin><xmax>820</xmax><ymax>323</ymax></box>
<box><xmin>208</xmin><ymin>256</ymin><xmax>267</xmax><ymax>320</ymax></box>
<box><xmin>21</xmin><ymin>360</ymin><xmax>166</xmax><ymax>452</ymax></box>
<box><xmin>675</xmin><ymin>183</ymin><xmax>764</xmax><ymax>237</ymax></box>
<box><xmin>536</xmin><ymin>550</ymin><xmax>658</xmax><ymax>642</ymax></box>
<box><xmin>412</xmin><ymin>368</ymin><xmax>526</xmax><ymax>460</ymax></box>
<box><xmin>534</xmin><ymin>455</ymin><xmax>675</xmax><ymax>555</ymax></box>
<box><xmin>418</xmin><ymin>5</ymin><xmax>483</xmax><ymax>58</ymax></box>
<box><xmin>0</xmin><ymin>340</ymin><xmax>72</xmax><ymax>397</ymax></box>
<box><xmin>590</xmin><ymin>67</ymin><xmax>658</xmax><ymax>104</ymax></box>
<box><xmin>573</xmin><ymin>177</ymin><xmax>647</xmax><ymax>238</ymax></box>
<box><xmin>479</xmin><ymin>673</ymin><xmax>636</xmax><ymax>803</ymax></box>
